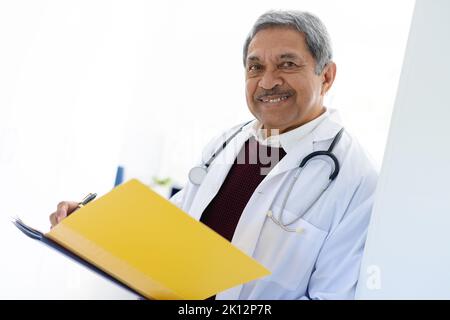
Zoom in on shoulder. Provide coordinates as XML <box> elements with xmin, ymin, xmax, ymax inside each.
<box><xmin>314</xmin><ymin>112</ymin><xmax>379</xmax><ymax>217</ymax></box>
<box><xmin>327</xmin><ymin>129</ymin><xmax>379</xmax><ymax>228</ymax></box>
<box><xmin>336</xmin><ymin>129</ymin><xmax>378</xmax><ymax>188</ymax></box>
<box><xmin>313</xmin><ymin>110</ymin><xmax>378</xmax><ymax>188</ymax></box>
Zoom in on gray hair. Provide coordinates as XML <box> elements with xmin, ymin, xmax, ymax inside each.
<box><xmin>243</xmin><ymin>10</ymin><xmax>333</xmax><ymax>75</ymax></box>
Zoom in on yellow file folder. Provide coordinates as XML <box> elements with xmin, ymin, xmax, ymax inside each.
<box><xmin>44</xmin><ymin>179</ymin><xmax>270</xmax><ymax>300</ymax></box>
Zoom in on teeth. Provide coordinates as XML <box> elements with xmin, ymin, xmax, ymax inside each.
<box><xmin>261</xmin><ymin>96</ymin><xmax>289</xmax><ymax>103</ymax></box>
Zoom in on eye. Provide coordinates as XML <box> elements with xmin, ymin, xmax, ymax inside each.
<box><xmin>279</xmin><ymin>61</ymin><xmax>297</xmax><ymax>68</ymax></box>
<box><xmin>248</xmin><ymin>64</ymin><xmax>263</xmax><ymax>72</ymax></box>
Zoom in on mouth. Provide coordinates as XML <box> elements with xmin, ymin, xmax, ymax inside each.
<box><xmin>256</xmin><ymin>93</ymin><xmax>293</xmax><ymax>106</ymax></box>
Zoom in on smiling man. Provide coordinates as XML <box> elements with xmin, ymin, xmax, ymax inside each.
<box><xmin>245</xmin><ymin>27</ymin><xmax>334</xmax><ymax>136</ymax></box>
<box><xmin>170</xmin><ymin>10</ymin><xmax>377</xmax><ymax>300</ymax></box>
<box><xmin>50</xmin><ymin>10</ymin><xmax>378</xmax><ymax>300</ymax></box>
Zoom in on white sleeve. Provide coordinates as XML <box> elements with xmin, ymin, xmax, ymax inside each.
<box><xmin>304</xmin><ymin>172</ymin><xmax>378</xmax><ymax>300</ymax></box>
<box><xmin>169</xmin><ymin>187</ymin><xmax>185</xmax><ymax>209</ymax></box>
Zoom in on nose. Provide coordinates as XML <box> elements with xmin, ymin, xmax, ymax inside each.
<box><xmin>258</xmin><ymin>69</ymin><xmax>283</xmax><ymax>90</ymax></box>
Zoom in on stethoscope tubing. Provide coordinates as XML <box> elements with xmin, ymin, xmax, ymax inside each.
<box><xmin>188</xmin><ymin>120</ymin><xmax>344</xmax><ymax>233</ymax></box>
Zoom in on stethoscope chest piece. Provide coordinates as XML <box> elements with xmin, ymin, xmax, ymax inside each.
<box><xmin>188</xmin><ymin>120</ymin><xmax>253</xmax><ymax>186</ymax></box>
<box><xmin>189</xmin><ymin>166</ymin><xmax>208</xmax><ymax>186</ymax></box>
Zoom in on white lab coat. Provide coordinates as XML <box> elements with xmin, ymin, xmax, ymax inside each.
<box><xmin>171</xmin><ymin>109</ymin><xmax>378</xmax><ymax>300</ymax></box>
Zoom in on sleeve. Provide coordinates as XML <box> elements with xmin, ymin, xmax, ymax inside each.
<box><xmin>169</xmin><ymin>187</ymin><xmax>185</xmax><ymax>209</ymax></box>
<box><xmin>304</xmin><ymin>171</ymin><xmax>378</xmax><ymax>300</ymax></box>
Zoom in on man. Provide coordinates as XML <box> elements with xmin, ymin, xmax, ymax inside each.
<box><xmin>50</xmin><ymin>10</ymin><xmax>378</xmax><ymax>300</ymax></box>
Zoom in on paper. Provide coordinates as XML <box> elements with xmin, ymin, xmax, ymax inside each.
<box><xmin>46</xmin><ymin>179</ymin><xmax>270</xmax><ymax>300</ymax></box>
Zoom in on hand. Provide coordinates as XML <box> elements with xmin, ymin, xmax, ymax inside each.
<box><xmin>49</xmin><ymin>201</ymin><xmax>79</xmax><ymax>228</ymax></box>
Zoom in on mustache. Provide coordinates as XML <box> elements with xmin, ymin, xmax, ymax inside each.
<box><xmin>254</xmin><ymin>88</ymin><xmax>295</xmax><ymax>100</ymax></box>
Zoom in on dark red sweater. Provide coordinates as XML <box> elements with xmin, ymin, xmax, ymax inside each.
<box><xmin>200</xmin><ymin>137</ymin><xmax>286</xmax><ymax>242</ymax></box>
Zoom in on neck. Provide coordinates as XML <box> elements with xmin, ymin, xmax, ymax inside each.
<box><xmin>263</xmin><ymin>107</ymin><xmax>326</xmax><ymax>138</ymax></box>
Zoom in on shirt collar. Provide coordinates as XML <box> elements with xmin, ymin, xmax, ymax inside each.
<box><xmin>249</xmin><ymin>108</ymin><xmax>330</xmax><ymax>153</ymax></box>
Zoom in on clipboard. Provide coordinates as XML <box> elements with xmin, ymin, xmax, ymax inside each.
<box><xmin>13</xmin><ymin>217</ymin><xmax>146</xmax><ymax>299</ymax></box>
<box><xmin>13</xmin><ymin>179</ymin><xmax>270</xmax><ymax>300</ymax></box>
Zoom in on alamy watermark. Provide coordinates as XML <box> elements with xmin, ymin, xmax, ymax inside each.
<box><xmin>203</xmin><ymin>128</ymin><xmax>283</xmax><ymax>176</ymax></box>
<box><xmin>366</xmin><ymin>265</ymin><xmax>382</xmax><ymax>290</ymax></box>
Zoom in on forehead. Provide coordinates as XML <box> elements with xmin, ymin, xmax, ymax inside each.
<box><xmin>247</xmin><ymin>27</ymin><xmax>311</xmax><ymax>61</ymax></box>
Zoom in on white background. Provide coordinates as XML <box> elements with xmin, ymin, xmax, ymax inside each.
<box><xmin>357</xmin><ymin>0</ymin><xmax>450</xmax><ymax>299</ymax></box>
<box><xmin>0</xmin><ymin>0</ymin><xmax>414</xmax><ymax>299</ymax></box>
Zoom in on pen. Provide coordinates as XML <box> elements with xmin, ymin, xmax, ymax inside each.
<box><xmin>77</xmin><ymin>193</ymin><xmax>97</xmax><ymax>209</ymax></box>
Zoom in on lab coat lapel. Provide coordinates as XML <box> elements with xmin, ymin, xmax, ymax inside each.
<box><xmin>189</xmin><ymin>113</ymin><xmax>342</xmax><ymax>221</ymax></box>
<box><xmin>265</xmin><ymin>135</ymin><xmax>315</xmax><ymax>178</ymax></box>
<box><xmin>216</xmin><ymin>172</ymin><xmax>290</xmax><ymax>300</ymax></box>
<box><xmin>187</xmin><ymin>129</ymin><xmax>252</xmax><ymax>221</ymax></box>
<box><xmin>216</xmin><ymin>112</ymin><xmax>343</xmax><ymax>300</ymax></box>
<box><xmin>230</xmin><ymin>120</ymin><xmax>342</xmax><ymax>255</ymax></box>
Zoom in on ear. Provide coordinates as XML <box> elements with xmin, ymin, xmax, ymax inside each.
<box><xmin>320</xmin><ymin>62</ymin><xmax>337</xmax><ymax>96</ymax></box>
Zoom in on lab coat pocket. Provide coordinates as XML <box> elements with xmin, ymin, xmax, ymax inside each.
<box><xmin>257</xmin><ymin>205</ymin><xmax>329</xmax><ymax>291</ymax></box>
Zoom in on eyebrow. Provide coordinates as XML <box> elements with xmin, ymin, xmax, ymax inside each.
<box><xmin>246</xmin><ymin>52</ymin><xmax>301</xmax><ymax>63</ymax></box>
<box><xmin>246</xmin><ymin>55</ymin><xmax>261</xmax><ymax>63</ymax></box>
<box><xmin>279</xmin><ymin>53</ymin><xmax>300</xmax><ymax>60</ymax></box>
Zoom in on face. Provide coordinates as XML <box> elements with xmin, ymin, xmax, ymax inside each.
<box><xmin>245</xmin><ymin>27</ymin><xmax>336</xmax><ymax>134</ymax></box>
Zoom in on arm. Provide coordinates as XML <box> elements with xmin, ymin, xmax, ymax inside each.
<box><xmin>305</xmin><ymin>173</ymin><xmax>377</xmax><ymax>300</ymax></box>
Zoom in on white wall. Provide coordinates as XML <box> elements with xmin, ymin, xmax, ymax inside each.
<box><xmin>119</xmin><ymin>0</ymin><xmax>416</xmax><ymax>189</ymax></box>
<box><xmin>0</xmin><ymin>0</ymin><xmax>414</xmax><ymax>299</ymax></box>
<box><xmin>357</xmin><ymin>0</ymin><xmax>450</xmax><ymax>299</ymax></box>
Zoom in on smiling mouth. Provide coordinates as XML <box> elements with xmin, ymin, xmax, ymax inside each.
<box><xmin>257</xmin><ymin>94</ymin><xmax>293</xmax><ymax>104</ymax></box>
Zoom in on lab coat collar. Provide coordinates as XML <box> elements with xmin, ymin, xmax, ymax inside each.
<box><xmin>186</xmin><ymin>109</ymin><xmax>343</xmax><ymax>221</ymax></box>
<box><xmin>243</xmin><ymin>108</ymin><xmax>344</xmax><ymax>179</ymax></box>
<box><xmin>310</xmin><ymin>108</ymin><xmax>343</xmax><ymax>143</ymax></box>
<box><xmin>249</xmin><ymin>109</ymin><xmax>330</xmax><ymax>154</ymax></box>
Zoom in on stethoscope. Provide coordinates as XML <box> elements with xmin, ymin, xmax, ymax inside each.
<box><xmin>188</xmin><ymin>120</ymin><xmax>253</xmax><ymax>185</ymax></box>
<box><xmin>189</xmin><ymin>120</ymin><xmax>344</xmax><ymax>233</ymax></box>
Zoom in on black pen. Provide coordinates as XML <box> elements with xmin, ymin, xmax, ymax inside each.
<box><xmin>77</xmin><ymin>193</ymin><xmax>97</xmax><ymax>209</ymax></box>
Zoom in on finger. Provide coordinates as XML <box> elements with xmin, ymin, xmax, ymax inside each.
<box><xmin>65</xmin><ymin>201</ymin><xmax>81</xmax><ymax>215</ymax></box>
<box><xmin>49</xmin><ymin>212</ymin><xmax>57</xmax><ymax>227</ymax></box>
<box><xmin>55</xmin><ymin>202</ymin><xmax>70</xmax><ymax>223</ymax></box>
<box><xmin>56</xmin><ymin>201</ymin><xmax>80</xmax><ymax>222</ymax></box>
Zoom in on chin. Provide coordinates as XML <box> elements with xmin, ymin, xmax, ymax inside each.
<box><xmin>259</xmin><ymin>119</ymin><xmax>290</xmax><ymax>132</ymax></box>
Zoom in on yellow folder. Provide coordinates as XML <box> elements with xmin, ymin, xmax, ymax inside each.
<box><xmin>45</xmin><ymin>179</ymin><xmax>270</xmax><ymax>300</ymax></box>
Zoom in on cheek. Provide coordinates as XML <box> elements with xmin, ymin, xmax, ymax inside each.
<box><xmin>292</xmin><ymin>80</ymin><xmax>319</xmax><ymax>104</ymax></box>
<box><xmin>245</xmin><ymin>79</ymin><xmax>257</xmax><ymax>103</ymax></box>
